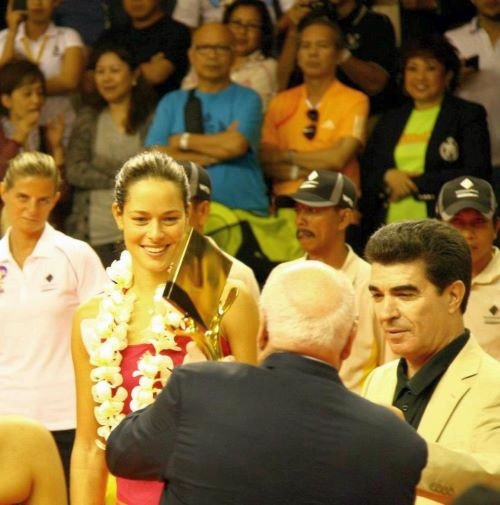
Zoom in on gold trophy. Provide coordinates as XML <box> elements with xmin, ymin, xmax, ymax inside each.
<box><xmin>163</xmin><ymin>227</ymin><xmax>237</xmax><ymax>360</ymax></box>
<box><xmin>202</xmin><ymin>286</ymin><xmax>239</xmax><ymax>360</ymax></box>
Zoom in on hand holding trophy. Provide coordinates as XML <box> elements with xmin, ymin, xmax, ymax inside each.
<box><xmin>202</xmin><ymin>286</ymin><xmax>239</xmax><ymax>360</ymax></box>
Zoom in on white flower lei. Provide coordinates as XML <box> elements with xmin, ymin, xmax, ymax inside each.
<box><xmin>87</xmin><ymin>250</ymin><xmax>191</xmax><ymax>449</ymax></box>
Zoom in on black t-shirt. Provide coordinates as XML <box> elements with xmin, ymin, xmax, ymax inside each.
<box><xmin>337</xmin><ymin>3</ymin><xmax>400</xmax><ymax>115</ymax></box>
<box><xmin>96</xmin><ymin>15</ymin><xmax>191</xmax><ymax>99</ymax></box>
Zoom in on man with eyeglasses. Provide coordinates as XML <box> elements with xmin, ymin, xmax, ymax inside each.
<box><xmin>145</xmin><ymin>23</ymin><xmax>269</xmax><ymax>214</ymax></box>
<box><xmin>260</xmin><ymin>15</ymin><xmax>368</xmax><ymax>199</ymax></box>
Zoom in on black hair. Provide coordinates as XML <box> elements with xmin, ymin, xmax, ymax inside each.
<box><xmin>365</xmin><ymin>219</ymin><xmax>472</xmax><ymax>313</ymax></box>
<box><xmin>0</xmin><ymin>59</ymin><xmax>46</xmax><ymax>116</ymax></box>
<box><xmin>87</xmin><ymin>43</ymin><xmax>156</xmax><ymax>134</ymax></box>
<box><xmin>401</xmin><ymin>34</ymin><xmax>461</xmax><ymax>93</ymax></box>
<box><xmin>114</xmin><ymin>151</ymin><xmax>190</xmax><ymax>211</ymax></box>
<box><xmin>297</xmin><ymin>12</ymin><xmax>343</xmax><ymax>50</ymax></box>
<box><xmin>223</xmin><ymin>0</ymin><xmax>275</xmax><ymax>57</ymax></box>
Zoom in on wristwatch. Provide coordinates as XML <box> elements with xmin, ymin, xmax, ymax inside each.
<box><xmin>179</xmin><ymin>132</ymin><xmax>190</xmax><ymax>151</ymax></box>
<box><xmin>289</xmin><ymin>165</ymin><xmax>300</xmax><ymax>180</ymax></box>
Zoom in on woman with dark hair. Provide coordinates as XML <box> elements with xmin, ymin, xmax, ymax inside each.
<box><xmin>0</xmin><ymin>59</ymin><xmax>64</xmax><ymax>178</ymax></box>
<box><xmin>361</xmin><ymin>34</ymin><xmax>491</xmax><ymax>232</ymax></box>
<box><xmin>70</xmin><ymin>151</ymin><xmax>258</xmax><ymax>505</ymax></box>
<box><xmin>65</xmin><ymin>44</ymin><xmax>156</xmax><ymax>266</ymax></box>
<box><xmin>0</xmin><ymin>59</ymin><xmax>66</xmax><ymax>233</ymax></box>
<box><xmin>182</xmin><ymin>0</ymin><xmax>278</xmax><ymax>110</ymax></box>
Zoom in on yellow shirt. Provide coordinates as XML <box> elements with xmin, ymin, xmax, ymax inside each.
<box><xmin>388</xmin><ymin>104</ymin><xmax>440</xmax><ymax>223</ymax></box>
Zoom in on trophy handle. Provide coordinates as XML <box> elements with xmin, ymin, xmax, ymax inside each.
<box><xmin>204</xmin><ymin>287</ymin><xmax>239</xmax><ymax>360</ymax></box>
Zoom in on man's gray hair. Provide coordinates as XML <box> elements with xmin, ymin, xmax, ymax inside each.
<box><xmin>260</xmin><ymin>261</ymin><xmax>356</xmax><ymax>354</ymax></box>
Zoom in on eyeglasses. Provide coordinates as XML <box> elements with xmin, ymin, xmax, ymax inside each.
<box><xmin>228</xmin><ymin>20</ymin><xmax>263</xmax><ymax>32</ymax></box>
<box><xmin>303</xmin><ymin>108</ymin><xmax>319</xmax><ymax>140</ymax></box>
<box><xmin>194</xmin><ymin>44</ymin><xmax>232</xmax><ymax>55</ymax></box>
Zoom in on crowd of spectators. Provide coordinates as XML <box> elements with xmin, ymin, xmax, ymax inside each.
<box><xmin>1</xmin><ymin>1</ymin><xmax>496</xmax><ymax>246</ymax></box>
<box><xmin>1</xmin><ymin>0</ymin><xmax>499</xmax><ymax>503</ymax></box>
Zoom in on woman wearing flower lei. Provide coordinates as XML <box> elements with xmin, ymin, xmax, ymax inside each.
<box><xmin>70</xmin><ymin>151</ymin><xmax>259</xmax><ymax>505</ymax></box>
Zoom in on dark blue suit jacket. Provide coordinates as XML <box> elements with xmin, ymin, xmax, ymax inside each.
<box><xmin>106</xmin><ymin>352</ymin><xmax>427</xmax><ymax>505</ymax></box>
<box><xmin>360</xmin><ymin>94</ymin><xmax>492</xmax><ymax>234</ymax></box>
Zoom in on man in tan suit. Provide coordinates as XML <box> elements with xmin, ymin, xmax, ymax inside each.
<box><xmin>362</xmin><ymin>219</ymin><xmax>500</xmax><ymax>504</ymax></box>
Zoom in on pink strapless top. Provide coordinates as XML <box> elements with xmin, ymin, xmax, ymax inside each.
<box><xmin>116</xmin><ymin>335</ymin><xmax>231</xmax><ymax>505</ymax></box>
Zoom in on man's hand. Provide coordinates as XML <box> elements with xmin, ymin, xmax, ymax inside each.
<box><xmin>286</xmin><ymin>0</ymin><xmax>311</xmax><ymax>26</ymax></box>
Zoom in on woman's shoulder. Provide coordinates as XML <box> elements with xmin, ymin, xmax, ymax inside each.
<box><xmin>75</xmin><ymin>293</ymin><xmax>105</xmax><ymax>322</ymax></box>
<box><xmin>223</xmin><ymin>277</ymin><xmax>258</xmax><ymax>312</ymax></box>
<box><xmin>443</xmin><ymin>94</ymin><xmax>486</xmax><ymax>117</ymax></box>
<box><xmin>72</xmin><ymin>106</ymin><xmax>100</xmax><ymax>131</ymax></box>
<box><xmin>54</xmin><ymin>25</ymin><xmax>84</xmax><ymax>48</ymax></box>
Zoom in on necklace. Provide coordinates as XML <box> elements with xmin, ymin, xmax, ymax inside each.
<box><xmin>87</xmin><ymin>250</ymin><xmax>193</xmax><ymax>449</ymax></box>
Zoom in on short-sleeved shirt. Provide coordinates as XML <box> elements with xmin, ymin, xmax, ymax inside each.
<box><xmin>182</xmin><ymin>51</ymin><xmax>278</xmax><ymax>111</ymax></box>
<box><xmin>0</xmin><ymin>224</ymin><xmax>108</xmax><ymax>430</ymax></box>
<box><xmin>96</xmin><ymin>15</ymin><xmax>191</xmax><ymax>98</ymax></box>
<box><xmin>262</xmin><ymin>80</ymin><xmax>368</xmax><ymax>195</ymax></box>
<box><xmin>145</xmin><ymin>83</ymin><xmax>269</xmax><ymax>212</ymax></box>
<box><xmin>465</xmin><ymin>247</ymin><xmax>500</xmax><ymax>360</ymax></box>
<box><xmin>0</xmin><ymin>22</ymin><xmax>83</xmax><ymax>129</ymax></box>
<box><xmin>287</xmin><ymin>4</ymin><xmax>399</xmax><ymax>116</ymax></box>
<box><xmin>173</xmin><ymin>0</ymin><xmax>293</xmax><ymax>27</ymax></box>
<box><xmin>446</xmin><ymin>18</ymin><xmax>500</xmax><ymax>167</ymax></box>
<box><xmin>337</xmin><ymin>3</ymin><xmax>399</xmax><ymax>115</ymax></box>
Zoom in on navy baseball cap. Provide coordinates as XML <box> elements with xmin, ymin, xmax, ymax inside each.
<box><xmin>178</xmin><ymin>160</ymin><xmax>212</xmax><ymax>201</ymax></box>
<box><xmin>436</xmin><ymin>176</ymin><xmax>497</xmax><ymax>221</ymax></box>
<box><xmin>276</xmin><ymin>171</ymin><xmax>357</xmax><ymax>209</ymax></box>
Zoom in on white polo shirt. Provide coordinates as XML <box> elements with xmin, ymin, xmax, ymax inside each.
<box><xmin>0</xmin><ymin>22</ymin><xmax>83</xmax><ymax>131</ymax></box>
<box><xmin>465</xmin><ymin>247</ymin><xmax>500</xmax><ymax>360</ymax></box>
<box><xmin>0</xmin><ymin>224</ymin><xmax>108</xmax><ymax>430</ymax></box>
<box><xmin>446</xmin><ymin>18</ymin><xmax>500</xmax><ymax>167</ymax></box>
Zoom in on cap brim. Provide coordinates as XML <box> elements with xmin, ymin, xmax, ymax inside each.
<box><xmin>275</xmin><ymin>191</ymin><xmax>335</xmax><ymax>208</ymax></box>
<box><xmin>440</xmin><ymin>200</ymin><xmax>495</xmax><ymax>221</ymax></box>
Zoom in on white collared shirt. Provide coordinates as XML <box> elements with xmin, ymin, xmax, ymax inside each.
<box><xmin>0</xmin><ymin>224</ymin><xmax>107</xmax><ymax>430</ymax></box>
<box><xmin>465</xmin><ymin>247</ymin><xmax>500</xmax><ymax>360</ymax></box>
<box><xmin>0</xmin><ymin>22</ymin><xmax>83</xmax><ymax>131</ymax></box>
<box><xmin>446</xmin><ymin>18</ymin><xmax>500</xmax><ymax>166</ymax></box>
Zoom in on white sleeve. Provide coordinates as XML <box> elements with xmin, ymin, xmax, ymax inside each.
<box><xmin>59</xmin><ymin>26</ymin><xmax>84</xmax><ymax>49</ymax></box>
<box><xmin>74</xmin><ymin>242</ymin><xmax>109</xmax><ymax>303</ymax></box>
<box><xmin>172</xmin><ymin>0</ymin><xmax>201</xmax><ymax>28</ymax></box>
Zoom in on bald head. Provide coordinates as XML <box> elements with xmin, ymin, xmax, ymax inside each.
<box><xmin>259</xmin><ymin>261</ymin><xmax>356</xmax><ymax>365</ymax></box>
<box><xmin>192</xmin><ymin>22</ymin><xmax>235</xmax><ymax>46</ymax></box>
<box><xmin>189</xmin><ymin>23</ymin><xmax>235</xmax><ymax>90</ymax></box>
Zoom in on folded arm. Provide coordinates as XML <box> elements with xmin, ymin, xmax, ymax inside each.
<box><xmin>260</xmin><ymin>137</ymin><xmax>362</xmax><ymax>179</ymax></box>
<box><xmin>169</xmin><ymin>121</ymin><xmax>249</xmax><ymax>161</ymax></box>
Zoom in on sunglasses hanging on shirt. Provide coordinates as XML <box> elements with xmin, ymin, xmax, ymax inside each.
<box><xmin>303</xmin><ymin>100</ymin><xmax>319</xmax><ymax>140</ymax></box>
